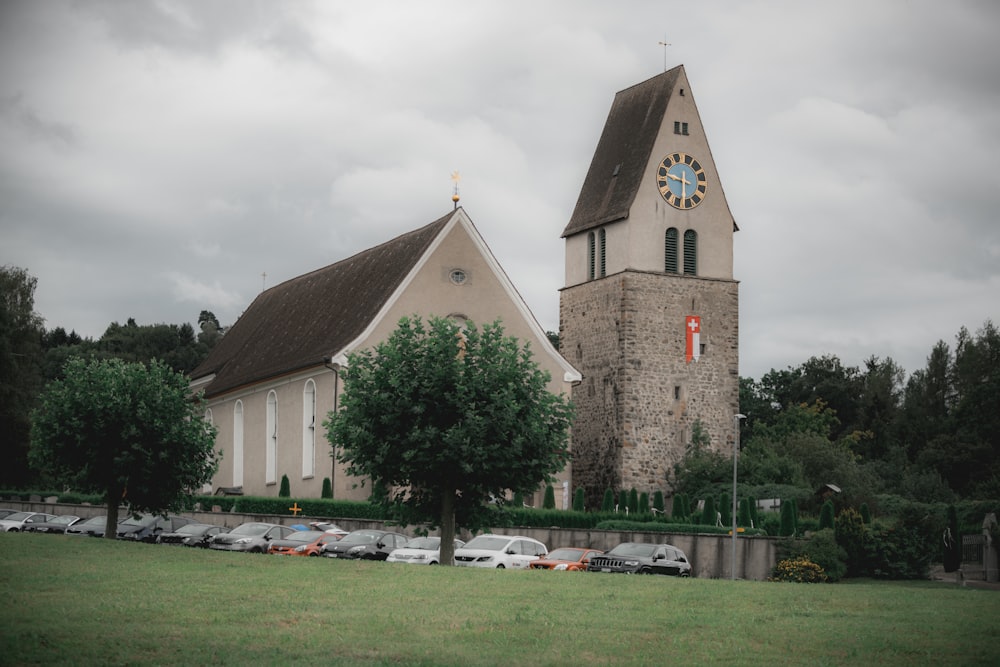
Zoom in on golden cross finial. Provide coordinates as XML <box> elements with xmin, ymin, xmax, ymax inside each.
<box><xmin>451</xmin><ymin>170</ymin><xmax>461</xmax><ymax>209</ymax></box>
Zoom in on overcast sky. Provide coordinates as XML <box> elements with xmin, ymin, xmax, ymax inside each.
<box><xmin>2</xmin><ymin>1</ymin><xmax>998</xmax><ymax>381</ymax></box>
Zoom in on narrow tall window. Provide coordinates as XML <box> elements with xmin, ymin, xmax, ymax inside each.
<box><xmin>302</xmin><ymin>380</ymin><xmax>316</xmax><ymax>479</ymax></box>
<box><xmin>266</xmin><ymin>391</ymin><xmax>278</xmax><ymax>485</ymax></box>
<box><xmin>683</xmin><ymin>229</ymin><xmax>698</xmax><ymax>275</ymax></box>
<box><xmin>587</xmin><ymin>232</ymin><xmax>596</xmax><ymax>280</ymax></box>
<box><xmin>233</xmin><ymin>401</ymin><xmax>244</xmax><ymax>488</ymax></box>
<box><xmin>598</xmin><ymin>229</ymin><xmax>607</xmax><ymax>277</ymax></box>
<box><xmin>203</xmin><ymin>409</ymin><xmax>215</xmax><ymax>493</ymax></box>
<box><xmin>665</xmin><ymin>227</ymin><xmax>678</xmax><ymax>273</ymax></box>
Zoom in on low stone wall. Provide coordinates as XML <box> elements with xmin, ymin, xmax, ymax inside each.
<box><xmin>4</xmin><ymin>500</ymin><xmax>778</xmax><ymax>580</ymax></box>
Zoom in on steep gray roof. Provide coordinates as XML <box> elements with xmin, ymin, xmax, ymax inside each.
<box><xmin>562</xmin><ymin>66</ymin><xmax>683</xmax><ymax>238</ymax></box>
<box><xmin>191</xmin><ymin>212</ymin><xmax>452</xmax><ymax>398</ymax></box>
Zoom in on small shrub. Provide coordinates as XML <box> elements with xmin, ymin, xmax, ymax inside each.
<box><xmin>638</xmin><ymin>491</ymin><xmax>650</xmax><ymax>514</ymax></box>
<box><xmin>652</xmin><ymin>490</ymin><xmax>665</xmax><ymax>514</ymax></box>
<box><xmin>791</xmin><ymin>529</ymin><xmax>847</xmax><ymax>582</ymax></box>
<box><xmin>671</xmin><ymin>494</ymin><xmax>686</xmax><ymax>520</ymax></box>
<box><xmin>738</xmin><ymin>498</ymin><xmax>752</xmax><ymax>528</ymax></box>
<box><xmin>859</xmin><ymin>502</ymin><xmax>871</xmax><ymax>524</ymax></box>
<box><xmin>573</xmin><ymin>487</ymin><xmax>585</xmax><ymax>512</ymax></box>
<box><xmin>779</xmin><ymin>501</ymin><xmax>796</xmax><ymax>536</ymax></box>
<box><xmin>278</xmin><ymin>475</ymin><xmax>290</xmax><ymax>498</ymax></box>
<box><xmin>835</xmin><ymin>507</ymin><xmax>869</xmax><ymax>576</ymax></box>
<box><xmin>543</xmin><ymin>485</ymin><xmax>556</xmax><ymax>510</ymax></box>
<box><xmin>321</xmin><ymin>478</ymin><xmax>333</xmax><ymax>499</ymax></box>
<box><xmin>601</xmin><ymin>488</ymin><xmax>614</xmax><ymax>512</ymax></box>
<box><xmin>701</xmin><ymin>496</ymin><xmax>717</xmax><ymax>526</ymax></box>
<box><xmin>942</xmin><ymin>505</ymin><xmax>961</xmax><ymax>573</ymax></box>
<box><xmin>770</xmin><ymin>557</ymin><xmax>828</xmax><ymax>583</ymax></box>
<box><xmin>818</xmin><ymin>500</ymin><xmax>835</xmax><ymax>530</ymax></box>
<box><xmin>618</xmin><ymin>489</ymin><xmax>628</xmax><ymax>512</ymax></box>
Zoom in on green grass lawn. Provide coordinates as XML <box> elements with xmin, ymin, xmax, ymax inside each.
<box><xmin>2</xmin><ymin>533</ymin><xmax>998</xmax><ymax>666</ymax></box>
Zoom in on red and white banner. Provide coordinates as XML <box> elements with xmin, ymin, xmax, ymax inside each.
<box><xmin>686</xmin><ymin>315</ymin><xmax>701</xmax><ymax>363</ymax></box>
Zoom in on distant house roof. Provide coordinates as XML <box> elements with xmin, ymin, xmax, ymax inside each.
<box><xmin>190</xmin><ymin>212</ymin><xmax>452</xmax><ymax>398</ymax></box>
<box><xmin>562</xmin><ymin>66</ymin><xmax>683</xmax><ymax>238</ymax></box>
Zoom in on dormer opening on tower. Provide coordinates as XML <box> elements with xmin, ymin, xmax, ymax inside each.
<box><xmin>598</xmin><ymin>229</ymin><xmax>607</xmax><ymax>277</ymax></box>
<box><xmin>665</xmin><ymin>227</ymin><xmax>679</xmax><ymax>273</ymax></box>
<box><xmin>588</xmin><ymin>232</ymin><xmax>596</xmax><ymax>280</ymax></box>
<box><xmin>683</xmin><ymin>229</ymin><xmax>698</xmax><ymax>275</ymax></box>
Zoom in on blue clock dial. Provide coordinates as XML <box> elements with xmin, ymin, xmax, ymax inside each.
<box><xmin>656</xmin><ymin>153</ymin><xmax>707</xmax><ymax>209</ymax></box>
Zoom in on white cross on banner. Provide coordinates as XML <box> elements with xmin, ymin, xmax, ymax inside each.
<box><xmin>686</xmin><ymin>315</ymin><xmax>700</xmax><ymax>363</ymax></box>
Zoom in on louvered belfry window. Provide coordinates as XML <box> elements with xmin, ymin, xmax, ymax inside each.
<box><xmin>683</xmin><ymin>229</ymin><xmax>697</xmax><ymax>275</ymax></box>
<box><xmin>598</xmin><ymin>229</ymin><xmax>607</xmax><ymax>277</ymax></box>
<box><xmin>587</xmin><ymin>232</ymin><xmax>596</xmax><ymax>280</ymax></box>
<box><xmin>665</xmin><ymin>227</ymin><xmax>678</xmax><ymax>273</ymax></box>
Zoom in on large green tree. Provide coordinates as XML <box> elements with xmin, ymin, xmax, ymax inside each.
<box><xmin>0</xmin><ymin>266</ymin><xmax>45</xmax><ymax>487</ymax></box>
<box><xmin>326</xmin><ymin>316</ymin><xmax>573</xmax><ymax>566</ymax></box>
<box><xmin>30</xmin><ymin>357</ymin><xmax>219</xmax><ymax>537</ymax></box>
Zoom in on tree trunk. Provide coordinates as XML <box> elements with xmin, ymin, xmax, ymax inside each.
<box><xmin>438</xmin><ymin>488</ymin><xmax>456</xmax><ymax>566</ymax></box>
<box><xmin>104</xmin><ymin>485</ymin><xmax>122</xmax><ymax>539</ymax></box>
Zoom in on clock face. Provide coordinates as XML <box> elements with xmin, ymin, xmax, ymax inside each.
<box><xmin>656</xmin><ymin>153</ymin><xmax>707</xmax><ymax>209</ymax></box>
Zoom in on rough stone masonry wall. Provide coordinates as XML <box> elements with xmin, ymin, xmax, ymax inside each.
<box><xmin>561</xmin><ymin>270</ymin><xmax>739</xmax><ymax>507</ymax></box>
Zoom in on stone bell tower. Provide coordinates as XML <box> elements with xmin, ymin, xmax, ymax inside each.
<box><xmin>559</xmin><ymin>65</ymin><xmax>740</xmax><ymax>506</ymax></box>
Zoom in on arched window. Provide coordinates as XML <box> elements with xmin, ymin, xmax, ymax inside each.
<box><xmin>266</xmin><ymin>391</ymin><xmax>278</xmax><ymax>485</ymax></box>
<box><xmin>683</xmin><ymin>229</ymin><xmax>698</xmax><ymax>276</ymax></box>
<box><xmin>302</xmin><ymin>380</ymin><xmax>316</xmax><ymax>479</ymax></box>
<box><xmin>598</xmin><ymin>229</ymin><xmax>607</xmax><ymax>277</ymax></box>
<box><xmin>233</xmin><ymin>401</ymin><xmax>244</xmax><ymax>488</ymax></box>
<box><xmin>665</xmin><ymin>227</ymin><xmax>679</xmax><ymax>273</ymax></box>
<box><xmin>587</xmin><ymin>231</ymin><xmax>596</xmax><ymax>280</ymax></box>
<box><xmin>202</xmin><ymin>409</ymin><xmax>215</xmax><ymax>493</ymax></box>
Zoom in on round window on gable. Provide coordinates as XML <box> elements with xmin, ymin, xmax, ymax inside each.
<box><xmin>449</xmin><ymin>269</ymin><xmax>468</xmax><ymax>285</ymax></box>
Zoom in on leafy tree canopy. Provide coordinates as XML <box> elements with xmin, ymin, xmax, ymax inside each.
<box><xmin>326</xmin><ymin>316</ymin><xmax>573</xmax><ymax>565</ymax></box>
<box><xmin>0</xmin><ymin>266</ymin><xmax>45</xmax><ymax>487</ymax></box>
<box><xmin>29</xmin><ymin>357</ymin><xmax>219</xmax><ymax>537</ymax></box>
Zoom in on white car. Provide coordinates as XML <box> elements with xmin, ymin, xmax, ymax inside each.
<box><xmin>0</xmin><ymin>511</ymin><xmax>56</xmax><ymax>532</ymax></box>
<box><xmin>453</xmin><ymin>534</ymin><xmax>547</xmax><ymax>569</ymax></box>
<box><xmin>386</xmin><ymin>536</ymin><xmax>465</xmax><ymax>565</ymax></box>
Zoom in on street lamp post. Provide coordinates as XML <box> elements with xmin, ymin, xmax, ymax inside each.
<box><xmin>732</xmin><ymin>413</ymin><xmax>747</xmax><ymax>580</ymax></box>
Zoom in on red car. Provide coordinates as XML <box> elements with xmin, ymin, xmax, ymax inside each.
<box><xmin>529</xmin><ymin>547</ymin><xmax>604</xmax><ymax>571</ymax></box>
<box><xmin>267</xmin><ymin>530</ymin><xmax>343</xmax><ymax>556</ymax></box>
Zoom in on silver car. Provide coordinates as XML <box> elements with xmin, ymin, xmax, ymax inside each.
<box><xmin>208</xmin><ymin>522</ymin><xmax>294</xmax><ymax>553</ymax></box>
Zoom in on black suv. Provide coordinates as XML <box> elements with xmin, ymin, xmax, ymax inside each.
<box><xmin>321</xmin><ymin>529</ymin><xmax>409</xmax><ymax>560</ymax></box>
<box><xmin>587</xmin><ymin>542</ymin><xmax>692</xmax><ymax>576</ymax></box>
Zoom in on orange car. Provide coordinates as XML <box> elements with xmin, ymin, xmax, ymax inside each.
<box><xmin>529</xmin><ymin>547</ymin><xmax>604</xmax><ymax>571</ymax></box>
<box><xmin>267</xmin><ymin>530</ymin><xmax>343</xmax><ymax>556</ymax></box>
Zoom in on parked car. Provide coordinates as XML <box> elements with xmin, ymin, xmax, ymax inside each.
<box><xmin>65</xmin><ymin>515</ymin><xmax>111</xmax><ymax>537</ymax></box>
<box><xmin>309</xmin><ymin>521</ymin><xmax>349</xmax><ymax>537</ymax></box>
<box><xmin>208</xmin><ymin>522</ymin><xmax>295</xmax><ymax>553</ymax></box>
<box><xmin>385</xmin><ymin>536</ymin><xmax>465</xmax><ymax>565</ymax></box>
<box><xmin>0</xmin><ymin>509</ymin><xmax>18</xmax><ymax>520</ymax></box>
<box><xmin>267</xmin><ymin>530</ymin><xmax>343</xmax><ymax>556</ymax></box>
<box><xmin>117</xmin><ymin>514</ymin><xmax>194</xmax><ymax>543</ymax></box>
<box><xmin>23</xmin><ymin>514</ymin><xmax>82</xmax><ymax>534</ymax></box>
<box><xmin>529</xmin><ymin>547</ymin><xmax>604</xmax><ymax>571</ymax></box>
<box><xmin>0</xmin><ymin>511</ymin><xmax>56</xmax><ymax>532</ymax></box>
<box><xmin>453</xmin><ymin>534</ymin><xmax>548</xmax><ymax>569</ymax></box>
<box><xmin>157</xmin><ymin>523</ymin><xmax>227</xmax><ymax>547</ymax></box>
<box><xmin>587</xmin><ymin>542</ymin><xmax>691</xmax><ymax>576</ymax></box>
<box><xmin>321</xmin><ymin>529</ymin><xmax>409</xmax><ymax>560</ymax></box>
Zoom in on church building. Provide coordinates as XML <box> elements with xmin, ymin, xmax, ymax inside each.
<box><xmin>190</xmin><ymin>208</ymin><xmax>581</xmax><ymax>501</ymax></box>
<box><xmin>190</xmin><ymin>64</ymin><xmax>739</xmax><ymax>510</ymax></box>
<box><xmin>559</xmin><ymin>65</ymin><xmax>740</xmax><ymax>507</ymax></box>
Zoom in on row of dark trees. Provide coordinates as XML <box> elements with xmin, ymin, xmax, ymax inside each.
<box><xmin>1</xmin><ymin>265</ymin><xmax>224</xmax><ymax>488</ymax></box>
<box><xmin>673</xmin><ymin>320</ymin><xmax>999</xmax><ymax>514</ymax></box>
